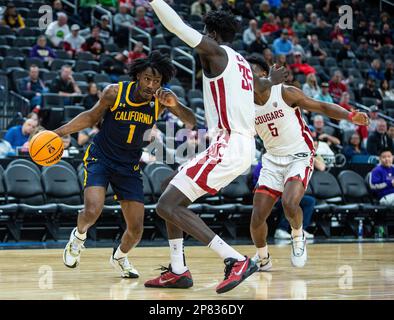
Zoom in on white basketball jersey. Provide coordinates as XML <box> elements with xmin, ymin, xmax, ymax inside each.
<box><xmin>255</xmin><ymin>84</ymin><xmax>315</xmax><ymax>156</ymax></box>
<box><xmin>202</xmin><ymin>45</ymin><xmax>255</xmax><ymax>137</ymax></box>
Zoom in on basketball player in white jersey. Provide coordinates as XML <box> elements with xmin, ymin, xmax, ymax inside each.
<box><xmin>145</xmin><ymin>0</ymin><xmax>287</xmax><ymax>294</ymax></box>
<box><xmin>247</xmin><ymin>55</ymin><xmax>369</xmax><ymax>270</ymax></box>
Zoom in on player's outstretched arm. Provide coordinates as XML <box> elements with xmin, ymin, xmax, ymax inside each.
<box><xmin>254</xmin><ymin>65</ymin><xmax>289</xmax><ymax>94</ymax></box>
<box><xmin>54</xmin><ymin>84</ymin><xmax>118</xmax><ymax>137</ymax></box>
<box><xmin>148</xmin><ymin>0</ymin><xmax>222</xmax><ymax>58</ymax></box>
<box><xmin>155</xmin><ymin>88</ymin><xmax>197</xmax><ymax>128</ymax></box>
<box><xmin>283</xmin><ymin>85</ymin><xmax>370</xmax><ymax>126</ymax></box>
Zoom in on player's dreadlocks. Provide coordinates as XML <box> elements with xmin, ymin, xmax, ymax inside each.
<box><xmin>203</xmin><ymin>10</ymin><xmax>239</xmax><ymax>43</ymax></box>
<box><xmin>128</xmin><ymin>50</ymin><xmax>176</xmax><ymax>84</ymax></box>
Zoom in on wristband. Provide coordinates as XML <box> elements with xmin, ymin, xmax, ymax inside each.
<box><xmin>347</xmin><ymin>111</ymin><xmax>356</xmax><ymax>122</ymax></box>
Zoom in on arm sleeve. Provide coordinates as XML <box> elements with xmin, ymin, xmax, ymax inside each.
<box><xmin>150</xmin><ymin>0</ymin><xmax>203</xmax><ymax>48</ymax></box>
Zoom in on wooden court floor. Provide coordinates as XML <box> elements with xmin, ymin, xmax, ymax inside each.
<box><xmin>0</xmin><ymin>242</ymin><xmax>393</xmax><ymax>300</ymax></box>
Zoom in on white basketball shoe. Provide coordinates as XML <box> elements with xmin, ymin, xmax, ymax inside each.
<box><xmin>291</xmin><ymin>232</ymin><xmax>307</xmax><ymax>268</ymax></box>
<box><xmin>110</xmin><ymin>248</ymin><xmax>140</xmax><ymax>278</ymax></box>
<box><xmin>63</xmin><ymin>227</ymin><xmax>85</xmax><ymax>268</ymax></box>
<box><xmin>252</xmin><ymin>253</ymin><xmax>272</xmax><ymax>272</ymax></box>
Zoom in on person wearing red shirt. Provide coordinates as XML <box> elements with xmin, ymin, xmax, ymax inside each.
<box><xmin>127</xmin><ymin>41</ymin><xmax>147</xmax><ymax>63</ymax></box>
<box><xmin>134</xmin><ymin>6</ymin><xmax>155</xmax><ymax>34</ymax></box>
<box><xmin>261</xmin><ymin>13</ymin><xmax>280</xmax><ymax>36</ymax></box>
<box><xmin>328</xmin><ymin>70</ymin><xmax>347</xmax><ymax>100</ymax></box>
<box><xmin>339</xmin><ymin>92</ymin><xmax>353</xmax><ymax>112</ymax></box>
<box><xmin>290</xmin><ymin>52</ymin><xmax>316</xmax><ymax>75</ymax></box>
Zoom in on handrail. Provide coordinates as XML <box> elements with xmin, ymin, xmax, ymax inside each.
<box><xmin>128</xmin><ymin>26</ymin><xmax>152</xmax><ymax>53</ymax></box>
<box><xmin>61</xmin><ymin>0</ymin><xmax>78</xmax><ymax>15</ymax></box>
<box><xmin>91</xmin><ymin>5</ymin><xmax>113</xmax><ymax>33</ymax></box>
<box><xmin>171</xmin><ymin>47</ymin><xmax>196</xmax><ymax>90</ymax></box>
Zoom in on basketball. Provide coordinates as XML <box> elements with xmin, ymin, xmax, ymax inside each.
<box><xmin>29</xmin><ymin>130</ymin><xmax>64</xmax><ymax>166</ymax></box>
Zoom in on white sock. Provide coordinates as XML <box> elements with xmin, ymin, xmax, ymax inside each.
<box><xmin>74</xmin><ymin>227</ymin><xmax>86</xmax><ymax>241</ymax></box>
<box><xmin>257</xmin><ymin>245</ymin><xmax>268</xmax><ymax>259</ymax></box>
<box><xmin>169</xmin><ymin>238</ymin><xmax>188</xmax><ymax>274</ymax></box>
<box><xmin>291</xmin><ymin>227</ymin><xmax>303</xmax><ymax>238</ymax></box>
<box><xmin>208</xmin><ymin>235</ymin><xmax>245</xmax><ymax>261</ymax></box>
<box><xmin>114</xmin><ymin>246</ymin><xmax>128</xmax><ymax>259</ymax></box>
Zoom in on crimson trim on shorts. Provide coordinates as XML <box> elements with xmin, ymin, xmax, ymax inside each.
<box><xmin>254</xmin><ymin>185</ymin><xmax>282</xmax><ymax>199</ymax></box>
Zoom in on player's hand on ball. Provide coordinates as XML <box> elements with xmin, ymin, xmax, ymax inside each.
<box><xmin>155</xmin><ymin>88</ymin><xmax>178</xmax><ymax>107</ymax></box>
<box><xmin>269</xmin><ymin>64</ymin><xmax>289</xmax><ymax>85</ymax></box>
<box><xmin>351</xmin><ymin>111</ymin><xmax>370</xmax><ymax>126</ymax></box>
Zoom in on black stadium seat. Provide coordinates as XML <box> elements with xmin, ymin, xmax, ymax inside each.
<box><xmin>148</xmin><ymin>166</ymin><xmax>174</xmax><ymax>200</ymax></box>
<box><xmin>7</xmin><ymin>159</ymin><xmax>41</xmax><ymax>176</ymax></box>
<box><xmin>4</xmin><ymin>165</ymin><xmax>58</xmax><ymax>240</ymax></box>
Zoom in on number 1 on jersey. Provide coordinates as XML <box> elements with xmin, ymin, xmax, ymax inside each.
<box><xmin>127</xmin><ymin>124</ymin><xmax>136</xmax><ymax>144</ymax></box>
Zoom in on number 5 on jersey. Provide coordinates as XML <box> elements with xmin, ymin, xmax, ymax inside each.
<box><xmin>268</xmin><ymin>123</ymin><xmax>278</xmax><ymax>137</ymax></box>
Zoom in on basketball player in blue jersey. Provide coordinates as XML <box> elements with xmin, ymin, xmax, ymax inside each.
<box><xmin>54</xmin><ymin>51</ymin><xmax>196</xmax><ymax>278</ymax></box>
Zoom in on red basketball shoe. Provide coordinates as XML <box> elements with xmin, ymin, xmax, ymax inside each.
<box><xmin>144</xmin><ymin>265</ymin><xmax>193</xmax><ymax>288</ymax></box>
<box><xmin>216</xmin><ymin>256</ymin><xmax>257</xmax><ymax>294</ymax></box>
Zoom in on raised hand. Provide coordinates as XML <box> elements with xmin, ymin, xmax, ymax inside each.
<box><xmin>154</xmin><ymin>88</ymin><xmax>178</xmax><ymax>107</ymax></box>
<box><xmin>350</xmin><ymin>111</ymin><xmax>370</xmax><ymax>126</ymax></box>
<box><xmin>268</xmin><ymin>64</ymin><xmax>289</xmax><ymax>85</ymax></box>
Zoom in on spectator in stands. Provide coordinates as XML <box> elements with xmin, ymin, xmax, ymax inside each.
<box><xmin>314</xmin><ymin>82</ymin><xmax>333</xmax><ymax>103</ymax></box>
<box><xmin>64</xmin><ymin>24</ymin><xmax>86</xmax><ymax>58</ymax></box>
<box><xmin>99</xmin><ymin>15</ymin><xmax>114</xmax><ymax>44</ymax></box>
<box><xmin>0</xmin><ymin>139</ymin><xmax>13</xmax><ymax>158</ymax></box>
<box><xmin>370</xmin><ymin>149</ymin><xmax>394</xmax><ymax>207</ymax></box>
<box><xmin>339</xmin><ymin>92</ymin><xmax>353</xmax><ymax>112</ymax></box>
<box><xmin>379</xmin><ymin>79</ymin><xmax>394</xmax><ymax>101</ymax></box>
<box><xmin>302</xmin><ymin>73</ymin><xmax>320</xmax><ymax>98</ymax></box>
<box><xmin>45</xmin><ymin>12</ymin><xmax>70</xmax><ymax>48</ymax></box>
<box><xmin>17</xmin><ymin>65</ymin><xmax>49</xmax><ymax>112</ymax></box>
<box><xmin>248</xmin><ymin>30</ymin><xmax>268</xmax><ymax>54</ymax></box>
<box><xmin>277</xmin><ymin>0</ymin><xmax>294</xmax><ymax>20</ymax></box>
<box><xmin>134</xmin><ymin>6</ymin><xmax>155</xmax><ymax>34</ymax></box>
<box><xmin>292</xmin><ymin>13</ymin><xmax>307</xmax><ymax>36</ymax></box>
<box><xmin>4</xmin><ymin>118</ymin><xmax>38</xmax><ymax>151</ymax></box>
<box><xmin>368</xmin><ymin>59</ymin><xmax>385</xmax><ymax>81</ymax></box>
<box><xmin>313</xmin><ymin>134</ymin><xmax>336</xmax><ymax>168</ymax></box>
<box><xmin>241</xmin><ymin>1</ymin><xmax>255</xmax><ymax>20</ymax></box>
<box><xmin>292</xmin><ymin>35</ymin><xmax>305</xmax><ymax>56</ymax></box>
<box><xmin>342</xmin><ymin>132</ymin><xmax>368</xmax><ymax>162</ymax></box>
<box><xmin>388</xmin><ymin>123</ymin><xmax>394</xmax><ymax>144</ymax></box>
<box><xmin>78</xmin><ymin>125</ymin><xmax>100</xmax><ymax>147</ymax></box>
<box><xmin>355</xmin><ymin>37</ymin><xmax>374</xmax><ymax>62</ymax></box>
<box><xmin>272</xmin><ymin>29</ymin><xmax>293</xmax><ymax>56</ymax></box>
<box><xmin>275</xmin><ymin>54</ymin><xmax>288</xmax><ymax>69</ymax></box>
<box><xmin>263</xmin><ymin>48</ymin><xmax>274</xmax><ymax>67</ymax></box>
<box><xmin>52</xmin><ymin>0</ymin><xmax>65</xmax><ymax>16</ymax></box>
<box><xmin>82</xmin><ymin>82</ymin><xmax>101</xmax><ymax>110</ymax></box>
<box><xmin>281</xmin><ymin>17</ymin><xmax>294</xmax><ymax>37</ymax></box>
<box><xmin>114</xmin><ymin>3</ymin><xmax>135</xmax><ymax>48</ymax></box>
<box><xmin>29</xmin><ymin>35</ymin><xmax>57</xmax><ymax>63</ymax></box>
<box><xmin>127</xmin><ymin>41</ymin><xmax>147</xmax><ymax>63</ymax></box>
<box><xmin>0</xmin><ymin>2</ymin><xmax>25</xmax><ymax>30</ymax></box>
<box><xmin>366</xmin><ymin>21</ymin><xmax>382</xmax><ymax>52</ymax></box>
<box><xmin>258</xmin><ymin>1</ymin><xmax>271</xmax><ymax>21</ymax></box>
<box><xmin>191</xmin><ymin>0</ymin><xmax>211</xmax><ymax>17</ymax></box>
<box><xmin>290</xmin><ymin>52</ymin><xmax>316</xmax><ymax>76</ymax></box>
<box><xmin>21</xmin><ymin>125</ymin><xmax>45</xmax><ymax>153</ymax></box>
<box><xmin>329</xmin><ymin>71</ymin><xmax>348</xmax><ymax>100</ymax></box>
<box><xmin>364</xmin><ymin>105</ymin><xmax>381</xmax><ymax>134</ymax></box>
<box><xmin>330</xmin><ymin>23</ymin><xmax>345</xmax><ymax>43</ymax></box>
<box><xmin>336</xmin><ymin>38</ymin><xmax>356</xmax><ymax>62</ymax></box>
<box><xmin>82</xmin><ymin>25</ymin><xmax>106</xmax><ymax>60</ymax></box>
<box><xmin>310</xmin><ymin>115</ymin><xmax>340</xmax><ymax>147</ymax></box>
<box><xmin>50</xmin><ymin>65</ymin><xmax>81</xmax><ymax>104</ymax></box>
<box><xmin>360</xmin><ymin>78</ymin><xmax>382</xmax><ymax>106</ymax></box>
<box><xmin>384</xmin><ymin>59</ymin><xmax>394</xmax><ymax>82</ymax></box>
<box><xmin>284</xmin><ymin>69</ymin><xmax>301</xmax><ymax>89</ymax></box>
<box><xmin>101</xmin><ymin>51</ymin><xmax>128</xmax><ymax>82</ymax></box>
<box><xmin>306</xmin><ymin>34</ymin><xmax>327</xmax><ymax>63</ymax></box>
<box><xmin>260</xmin><ymin>13</ymin><xmax>280</xmax><ymax>36</ymax></box>
<box><xmin>312</xmin><ymin>18</ymin><xmax>331</xmax><ymax>42</ymax></box>
<box><xmin>306</xmin><ymin>13</ymin><xmax>318</xmax><ymax>33</ymax></box>
<box><xmin>243</xmin><ymin>19</ymin><xmax>263</xmax><ymax>48</ymax></box>
<box><xmin>380</xmin><ymin>23</ymin><xmax>393</xmax><ymax>47</ymax></box>
<box><xmin>79</xmin><ymin>0</ymin><xmax>97</xmax><ymax>26</ymax></box>
<box><xmin>304</xmin><ymin>3</ymin><xmax>314</xmax><ymax>20</ymax></box>
<box><xmin>367</xmin><ymin>119</ymin><xmax>394</xmax><ymax>156</ymax></box>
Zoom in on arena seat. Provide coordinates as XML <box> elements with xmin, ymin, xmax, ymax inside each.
<box><xmin>4</xmin><ymin>164</ymin><xmax>58</xmax><ymax>240</ymax></box>
<box><xmin>7</xmin><ymin>159</ymin><xmax>41</xmax><ymax>176</ymax></box>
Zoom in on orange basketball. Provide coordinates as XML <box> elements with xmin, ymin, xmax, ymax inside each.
<box><xmin>29</xmin><ymin>130</ymin><xmax>64</xmax><ymax>166</ymax></box>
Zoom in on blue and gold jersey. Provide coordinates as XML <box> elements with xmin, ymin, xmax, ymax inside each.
<box><xmin>93</xmin><ymin>81</ymin><xmax>159</xmax><ymax>164</ymax></box>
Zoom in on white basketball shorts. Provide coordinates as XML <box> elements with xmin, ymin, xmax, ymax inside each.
<box><xmin>170</xmin><ymin>131</ymin><xmax>255</xmax><ymax>202</ymax></box>
<box><xmin>256</xmin><ymin>152</ymin><xmax>314</xmax><ymax>200</ymax></box>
